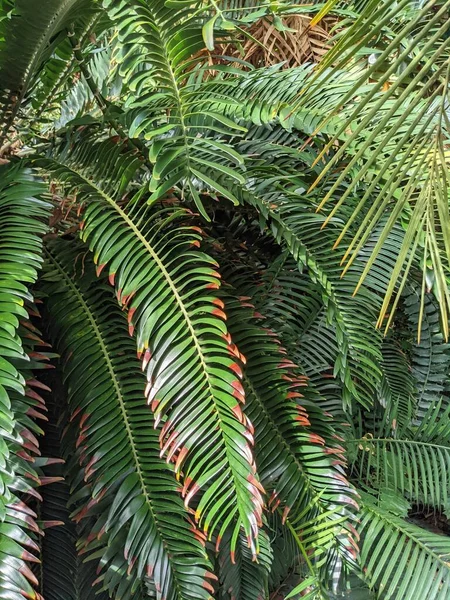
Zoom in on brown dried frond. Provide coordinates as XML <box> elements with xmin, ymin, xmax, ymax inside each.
<box><xmin>206</xmin><ymin>14</ymin><xmax>336</xmax><ymax>70</ymax></box>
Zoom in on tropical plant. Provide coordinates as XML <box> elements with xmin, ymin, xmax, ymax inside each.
<box><xmin>0</xmin><ymin>1</ymin><xmax>450</xmax><ymax>599</ymax></box>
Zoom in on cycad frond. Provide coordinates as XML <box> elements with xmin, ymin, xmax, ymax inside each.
<box><xmin>358</xmin><ymin>490</ymin><xmax>450</xmax><ymax>599</ymax></box>
<box><xmin>105</xmin><ymin>0</ymin><xmax>245</xmax><ymax>218</ymax></box>
<box><xmin>349</xmin><ymin>428</ymin><xmax>450</xmax><ymax>512</ymax></box>
<box><xmin>244</xmin><ymin>188</ymin><xmax>383</xmax><ymax>411</ymax></box>
<box><xmin>224</xmin><ymin>293</ymin><xmax>358</xmax><ymax>591</ymax></box>
<box><xmin>304</xmin><ymin>0</ymin><xmax>450</xmax><ymax>332</ymax></box>
<box><xmin>404</xmin><ymin>284</ymin><xmax>450</xmax><ymax>422</ymax></box>
<box><xmin>217</xmin><ymin>528</ymin><xmax>272</xmax><ymax>600</ymax></box>
<box><xmin>41</xmin><ymin>238</ymin><xmax>215</xmax><ymax>600</ymax></box>
<box><xmin>40</xmin><ymin>133</ymin><xmax>264</xmax><ymax>555</ymax></box>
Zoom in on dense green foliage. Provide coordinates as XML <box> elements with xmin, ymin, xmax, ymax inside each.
<box><xmin>0</xmin><ymin>1</ymin><xmax>450</xmax><ymax>599</ymax></box>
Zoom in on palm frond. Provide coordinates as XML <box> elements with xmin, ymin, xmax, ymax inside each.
<box><xmin>404</xmin><ymin>283</ymin><xmax>450</xmax><ymax>422</ymax></box>
<box><xmin>38</xmin><ymin>132</ymin><xmax>264</xmax><ymax>556</ymax></box>
<box><xmin>224</xmin><ymin>293</ymin><xmax>358</xmax><ymax>592</ymax></box>
<box><xmin>358</xmin><ymin>490</ymin><xmax>450</xmax><ymax>599</ymax></box>
<box><xmin>303</xmin><ymin>0</ymin><xmax>450</xmax><ymax>333</ymax></box>
<box><xmin>105</xmin><ymin>0</ymin><xmax>247</xmax><ymax>219</ymax></box>
<box><xmin>243</xmin><ymin>186</ymin><xmax>383</xmax><ymax>411</ymax></box>
<box><xmin>349</xmin><ymin>425</ymin><xmax>450</xmax><ymax>512</ymax></box>
<box><xmin>217</xmin><ymin>528</ymin><xmax>272</xmax><ymax>600</ymax></box>
<box><xmin>41</xmin><ymin>238</ymin><xmax>215</xmax><ymax>600</ymax></box>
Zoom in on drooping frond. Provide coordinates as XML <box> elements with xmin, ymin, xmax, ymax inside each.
<box><xmin>0</xmin><ymin>164</ymin><xmax>49</xmax><ymax>600</ymax></box>
<box><xmin>38</xmin><ymin>133</ymin><xmax>264</xmax><ymax>557</ymax></box>
<box><xmin>223</xmin><ymin>293</ymin><xmax>358</xmax><ymax>591</ymax></box>
<box><xmin>39</xmin><ymin>132</ymin><xmax>264</xmax><ymax>555</ymax></box>
<box><xmin>217</xmin><ymin>528</ymin><xmax>272</xmax><ymax>600</ymax></box>
<box><xmin>41</xmin><ymin>238</ymin><xmax>215</xmax><ymax>600</ymax></box>
<box><xmin>243</xmin><ymin>187</ymin><xmax>383</xmax><ymax>411</ymax></box>
<box><xmin>404</xmin><ymin>284</ymin><xmax>450</xmax><ymax>422</ymax></box>
<box><xmin>218</xmin><ymin>245</ymin><xmax>346</xmax><ymax>421</ymax></box>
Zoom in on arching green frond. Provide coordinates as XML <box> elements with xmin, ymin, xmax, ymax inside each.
<box><xmin>243</xmin><ymin>187</ymin><xmax>383</xmax><ymax>411</ymax></box>
<box><xmin>0</xmin><ymin>163</ymin><xmax>48</xmax><ymax>508</ymax></box>
<box><xmin>349</xmin><ymin>430</ymin><xmax>450</xmax><ymax>512</ymax></box>
<box><xmin>204</xmin><ymin>64</ymin><xmax>348</xmax><ymax>133</ymax></box>
<box><xmin>358</xmin><ymin>490</ymin><xmax>450</xmax><ymax>599</ymax></box>
<box><xmin>39</xmin><ymin>133</ymin><xmax>264</xmax><ymax>556</ymax></box>
<box><xmin>224</xmin><ymin>294</ymin><xmax>358</xmax><ymax>592</ymax></box>
<box><xmin>375</xmin><ymin>337</ymin><xmax>416</xmax><ymax>436</ymax></box>
<box><xmin>41</xmin><ymin>238</ymin><xmax>215</xmax><ymax>600</ymax></box>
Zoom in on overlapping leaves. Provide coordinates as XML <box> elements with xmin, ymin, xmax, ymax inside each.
<box><xmin>39</xmin><ymin>132</ymin><xmax>263</xmax><ymax>557</ymax></box>
<box><xmin>104</xmin><ymin>0</ymin><xmax>247</xmax><ymax>218</ymax></box>
<box><xmin>41</xmin><ymin>238</ymin><xmax>215</xmax><ymax>600</ymax></box>
<box><xmin>0</xmin><ymin>164</ymin><xmax>49</xmax><ymax>600</ymax></box>
<box><xmin>358</xmin><ymin>491</ymin><xmax>450</xmax><ymax>600</ymax></box>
